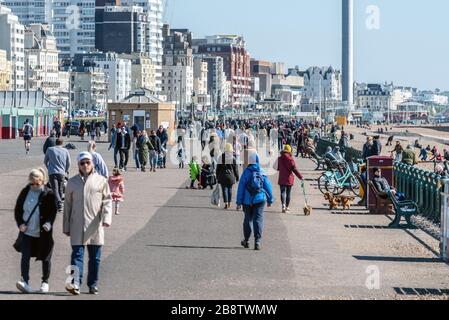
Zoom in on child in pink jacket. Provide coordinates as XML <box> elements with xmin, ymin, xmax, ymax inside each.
<box><xmin>108</xmin><ymin>168</ymin><xmax>125</xmax><ymax>215</ymax></box>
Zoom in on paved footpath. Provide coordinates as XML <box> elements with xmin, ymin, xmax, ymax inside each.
<box><xmin>0</xmin><ymin>137</ymin><xmax>449</xmax><ymax>300</ymax></box>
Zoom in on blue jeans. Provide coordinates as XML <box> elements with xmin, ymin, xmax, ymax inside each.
<box><xmin>221</xmin><ymin>185</ymin><xmax>233</xmax><ymax>203</ymax></box>
<box><xmin>149</xmin><ymin>151</ymin><xmax>158</xmax><ymax>169</ymax></box>
<box><xmin>242</xmin><ymin>202</ymin><xmax>265</xmax><ymax>245</ymax></box>
<box><xmin>134</xmin><ymin>149</ymin><xmax>140</xmax><ymax>169</ymax></box>
<box><xmin>71</xmin><ymin>245</ymin><xmax>102</xmax><ymax>288</ymax></box>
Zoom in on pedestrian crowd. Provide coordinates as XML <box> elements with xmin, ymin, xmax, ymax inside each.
<box><xmin>13</xmin><ymin>116</ymin><xmax>328</xmax><ymax>296</ymax></box>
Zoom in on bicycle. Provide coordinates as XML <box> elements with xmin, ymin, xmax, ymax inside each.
<box><xmin>318</xmin><ymin>160</ymin><xmax>361</xmax><ymax>196</ymax></box>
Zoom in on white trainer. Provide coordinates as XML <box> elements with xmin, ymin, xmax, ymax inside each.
<box><xmin>65</xmin><ymin>283</ymin><xmax>80</xmax><ymax>296</ymax></box>
<box><xmin>40</xmin><ymin>282</ymin><xmax>49</xmax><ymax>294</ymax></box>
<box><xmin>16</xmin><ymin>280</ymin><xmax>33</xmax><ymax>294</ymax></box>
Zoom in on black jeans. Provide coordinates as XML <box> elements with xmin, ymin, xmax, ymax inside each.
<box><xmin>21</xmin><ymin>235</ymin><xmax>51</xmax><ymax>283</ymax></box>
<box><xmin>49</xmin><ymin>173</ymin><xmax>65</xmax><ymax>209</ymax></box>
<box><xmin>119</xmin><ymin>149</ymin><xmax>129</xmax><ymax>168</ymax></box>
<box><xmin>280</xmin><ymin>185</ymin><xmax>293</xmax><ymax>208</ymax></box>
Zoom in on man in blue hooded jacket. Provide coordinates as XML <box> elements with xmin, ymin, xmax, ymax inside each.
<box><xmin>236</xmin><ymin>150</ymin><xmax>274</xmax><ymax>251</ymax></box>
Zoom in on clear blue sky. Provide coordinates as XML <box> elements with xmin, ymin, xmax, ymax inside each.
<box><xmin>167</xmin><ymin>0</ymin><xmax>449</xmax><ymax>91</ymax></box>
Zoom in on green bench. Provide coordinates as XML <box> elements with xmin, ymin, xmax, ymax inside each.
<box><xmin>388</xmin><ymin>191</ymin><xmax>419</xmax><ymax>229</ymax></box>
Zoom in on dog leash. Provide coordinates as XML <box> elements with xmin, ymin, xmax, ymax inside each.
<box><xmin>301</xmin><ymin>180</ymin><xmax>309</xmax><ymax>207</ymax></box>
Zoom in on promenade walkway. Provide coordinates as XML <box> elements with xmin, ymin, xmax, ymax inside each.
<box><xmin>0</xmin><ymin>138</ymin><xmax>448</xmax><ymax>300</ymax></box>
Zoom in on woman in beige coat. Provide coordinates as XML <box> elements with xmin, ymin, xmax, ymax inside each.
<box><xmin>63</xmin><ymin>151</ymin><xmax>112</xmax><ymax>296</ymax></box>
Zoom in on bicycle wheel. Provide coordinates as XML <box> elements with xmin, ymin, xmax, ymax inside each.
<box><xmin>318</xmin><ymin>173</ymin><xmax>341</xmax><ymax>195</ymax></box>
<box><xmin>318</xmin><ymin>173</ymin><xmax>331</xmax><ymax>194</ymax></box>
<box><xmin>347</xmin><ymin>176</ymin><xmax>361</xmax><ymax>197</ymax></box>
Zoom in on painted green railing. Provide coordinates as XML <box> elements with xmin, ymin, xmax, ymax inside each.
<box><xmin>394</xmin><ymin>162</ymin><xmax>447</xmax><ymax>224</ymax></box>
<box><xmin>317</xmin><ymin>138</ymin><xmax>447</xmax><ymax>224</ymax></box>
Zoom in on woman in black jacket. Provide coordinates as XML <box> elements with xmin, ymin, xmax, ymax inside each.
<box><xmin>216</xmin><ymin>143</ymin><xmax>240</xmax><ymax>210</ymax></box>
<box><xmin>14</xmin><ymin>168</ymin><xmax>57</xmax><ymax>294</ymax></box>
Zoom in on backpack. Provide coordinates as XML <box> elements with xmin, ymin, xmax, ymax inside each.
<box><xmin>24</xmin><ymin>124</ymin><xmax>31</xmax><ymax>135</ymax></box>
<box><xmin>246</xmin><ymin>170</ymin><xmax>265</xmax><ymax>205</ymax></box>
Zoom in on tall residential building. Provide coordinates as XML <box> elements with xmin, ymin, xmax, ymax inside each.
<box><xmin>69</xmin><ymin>66</ymin><xmax>107</xmax><ymax>110</ymax></box>
<box><xmin>73</xmin><ymin>52</ymin><xmax>132</xmax><ymax>102</ymax></box>
<box><xmin>0</xmin><ymin>5</ymin><xmax>25</xmax><ymax>90</ymax></box>
<box><xmin>196</xmin><ymin>35</ymin><xmax>251</xmax><ymax>107</ymax></box>
<box><xmin>199</xmin><ymin>55</ymin><xmax>226</xmax><ymax>109</ymax></box>
<box><xmin>193</xmin><ymin>56</ymin><xmax>208</xmax><ymax>96</ymax></box>
<box><xmin>3</xmin><ymin>0</ymin><xmax>53</xmax><ymax>26</ymax></box>
<box><xmin>95</xmin><ymin>5</ymin><xmax>149</xmax><ymax>54</ymax></box>
<box><xmin>0</xmin><ymin>49</ymin><xmax>11</xmax><ymax>90</ymax></box>
<box><xmin>192</xmin><ymin>56</ymin><xmax>210</xmax><ymax>108</ymax></box>
<box><xmin>119</xmin><ymin>52</ymin><xmax>156</xmax><ymax>93</ymax></box>
<box><xmin>52</xmin><ymin>0</ymin><xmax>96</xmax><ymax>59</ymax></box>
<box><xmin>250</xmin><ymin>59</ymin><xmax>272</xmax><ymax>100</ymax></box>
<box><xmin>5</xmin><ymin>0</ymin><xmax>96</xmax><ymax>58</ymax></box>
<box><xmin>24</xmin><ymin>24</ymin><xmax>59</xmax><ymax>97</ymax></box>
<box><xmin>161</xmin><ymin>25</ymin><xmax>193</xmax><ymax>108</ymax></box>
<box><xmin>121</xmin><ymin>0</ymin><xmax>164</xmax><ymax>93</ymax></box>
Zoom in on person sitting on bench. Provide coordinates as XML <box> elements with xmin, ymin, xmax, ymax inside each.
<box><xmin>372</xmin><ymin>168</ymin><xmax>405</xmax><ymax>201</ymax></box>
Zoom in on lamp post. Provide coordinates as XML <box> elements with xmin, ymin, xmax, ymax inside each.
<box><xmin>191</xmin><ymin>90</ymin><xmax>195</xmax><ymax>122</ymax></box>
<box><xmin>12</xmin><ymin>54</ymin><xmax>18</xmax><ymax>139</ymax></box>
<box><xmin>67</xmin><ymin>66</ymin><xmax>72</xmax><ymax>120</ymax></box>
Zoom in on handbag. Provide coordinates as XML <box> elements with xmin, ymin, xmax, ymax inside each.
<box><xmin>13</xmin><ymin>194</ymin><xmax>42</xmax><ymax>253</ymax></box>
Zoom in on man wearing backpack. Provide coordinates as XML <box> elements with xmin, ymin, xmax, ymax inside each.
<box><xmin>236</xmin><ymin>150</ymin><xmax>274</xmax><ymax>251</ymax></box>
<box><xmin>23</xmin><ymin>119</ymin><xmax>34</xmax><ymax>155</ymax></box>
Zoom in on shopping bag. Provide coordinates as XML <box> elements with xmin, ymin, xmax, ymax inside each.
<box><xmin>211</xmin><ymin>185</ymin><xmax>221</xmax><ymax>207</ymax></box>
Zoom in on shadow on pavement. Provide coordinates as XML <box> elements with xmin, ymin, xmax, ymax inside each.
<box><xmin>344</xmin><ymin>225</ymin><xmax>390</xmax><ymax>229</ymax></box>
<box><xmin>353</xmin><ymin>256</ymin><xmax>443</xmax><ymax>263</ymax></box>
<box><xmin>146</xmin><ymin>244</ymin><xmax>246</xmax><ymax>251</ymax></box>
<box><xmin>394</xmin><ymin>287</ymin><xmax>449</xmax><ymax>296</ymax></box>
<box><xmin>0</xmin><ymin>291</ymin><xmax>70</xmax><ymax>297</ymax></box>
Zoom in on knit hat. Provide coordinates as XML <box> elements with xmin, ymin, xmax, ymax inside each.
<box><xmin>283</xmin><ymin>145</ymin><xmax>292</xmax><ymax>154</ymax></box>
<box><xmin>77</xmin><ymin>151</ymin><xmax>93</xmax><ymax>163</ymax></box>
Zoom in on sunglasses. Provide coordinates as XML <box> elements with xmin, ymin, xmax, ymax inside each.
<box><xmin>80</xmin><ymin>161</ymin><xmax>92</xmax><ymax>166</ymax></box>
<box><xmin>30</xmin><ymin>182</ymin><xmax>41</xmax><ymax>186</ymax></box>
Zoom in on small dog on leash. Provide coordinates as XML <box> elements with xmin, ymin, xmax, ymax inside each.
<box><xmin>324</xmin><ymin>193</ymin><xmax>355</xmax><ymax>210</ymax></box>
<box><xmin>303</xmin><ymin>205</ymin><xmax>312</xmax><ymax>216</ymax></box>
<box><xmin>340</xmin><ymin>196</ymin><xmax>356</xmax><ymax>210</ymax></box>
<box><xmin>324</xmin><ymin>192</ymin><xmax>341</xmax><ymax>210</ymax></box>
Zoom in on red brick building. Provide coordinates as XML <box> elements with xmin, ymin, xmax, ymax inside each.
<box><xmin>196</xmin><ymin>35</ymin><xmax>251</xmax><ymax>108</ymax></box>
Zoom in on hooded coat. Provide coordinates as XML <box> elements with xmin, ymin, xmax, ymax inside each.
<box><xmin>236</xmin><ymin>159</ymin><xmax>274</xmax><ymax>206</ymax></box>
